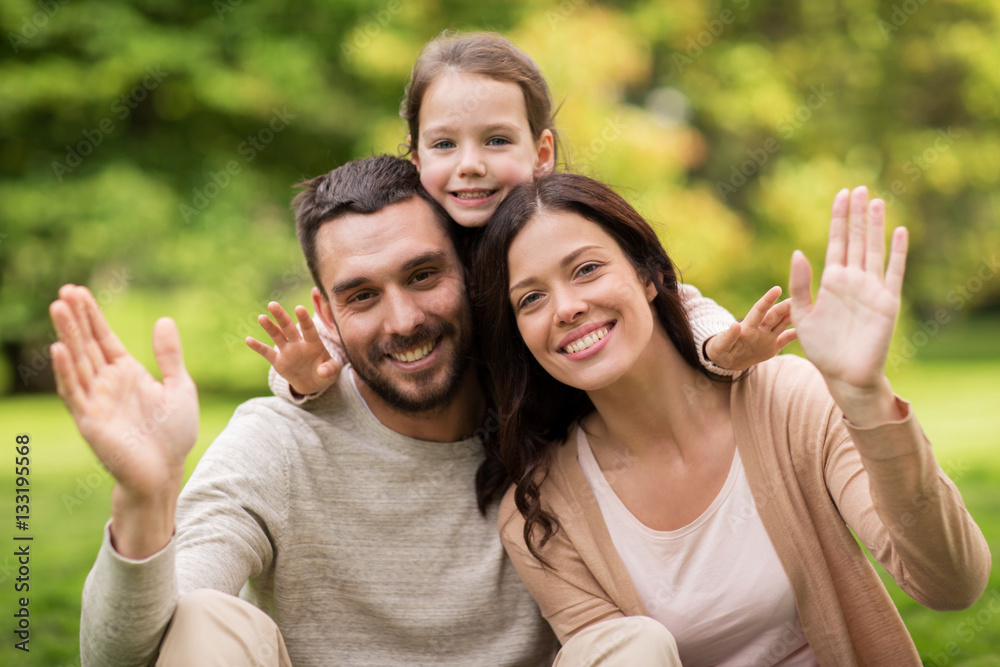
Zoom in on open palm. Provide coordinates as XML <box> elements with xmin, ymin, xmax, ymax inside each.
<box><xmin>50</xmin><ymin>285</ymin><xmax>199</xmax><ymax>498</ymax></box>
<box><xmin>790</xmin><ymin>187</ymin><xmax>908</xmax><ymax>395</ymax></box>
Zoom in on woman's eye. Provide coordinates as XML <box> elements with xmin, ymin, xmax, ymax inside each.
<box><xmin>577</xmin><ymin>263</ymin><xmax>600</xmax><ymax>277</ymax></box>
<box><xmin>518</xmin><ymin>293</ymin><xmax>541</xmax><ymax>309</ymax></box>
<box><xmin>486</xmin><ymin>137</ymin><xmax>511</xmax><ymax>146</ymax></box>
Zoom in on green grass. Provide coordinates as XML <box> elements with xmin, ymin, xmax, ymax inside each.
<box><xmin>0</xmin><ymin>361</ymin><xmax>998</xmax><ymax>666</ymax></box>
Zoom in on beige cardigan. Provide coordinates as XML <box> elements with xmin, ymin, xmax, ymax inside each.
<box><xmin>499</xmin><ymin>355</ymin><xmax>991</xmax><ymax>666</ymax></box>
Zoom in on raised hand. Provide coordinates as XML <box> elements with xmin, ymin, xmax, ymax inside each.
<box><xmin>789</xmin><ymin>187</ymin><xmax>909</xmax><ymax>425</ymax></box>
<box><xmin>49</xmin><ymin>285</ymin><xmax>199</xmax><ymax>556</ymax></box>
<box><xmin>245</xmin><ymin>301</ymin><xmax>344</xmax><ymax>397</ymax></box>
<box><xmin>704</xmin><ymin>286</ymin><xmax>798</xmax><ymax>371</ymax></box>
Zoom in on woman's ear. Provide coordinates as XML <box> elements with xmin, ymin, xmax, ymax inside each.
<box><xmin>534</xmin><ymin>129</ymin><xmax>555</xmax><ymax>177</ymax></box>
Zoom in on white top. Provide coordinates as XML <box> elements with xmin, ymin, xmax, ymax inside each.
<box><xmin>577</xmin><ymin>427</ymin><xmax>817</xmax><ymax>666</ymax></box>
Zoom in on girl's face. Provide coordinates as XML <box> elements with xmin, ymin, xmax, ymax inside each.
<box><xmin>506</xmin><ymin>210</ymin><xmax>659</xmax><ymax>392</ymax></box>
<box><xmin>412</xmin><ymin>72</ymin><xmax>554</xmax><ymax>228</ymax></box>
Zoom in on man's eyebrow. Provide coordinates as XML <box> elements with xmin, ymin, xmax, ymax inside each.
<box><xmin>402</xmin><ymin>250</ymin><xmax>448</xmax><ymax>273</ymax></box>
<box><xmin>330</xmin><ymin>251</ymin><xmax>449</xmax><ymax>296</ymax></box>
<box><xmin>508</xmin><ymin>245</ymin><xmax>600</xmax><ymax>296</ymax></box>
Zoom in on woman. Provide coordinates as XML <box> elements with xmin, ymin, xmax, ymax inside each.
<box><xmin>472</xmin><ymin>173</ymin><xmax>990</xmax><ymax>665</ymax></box>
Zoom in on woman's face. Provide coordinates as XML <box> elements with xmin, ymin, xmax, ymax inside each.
<box><xmin>507</xmin><ymin>210</ymin><xmax>659</xmax><ymax>392</ymax></box>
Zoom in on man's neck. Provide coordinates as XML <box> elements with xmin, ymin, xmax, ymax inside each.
<box><xmin>353</xmin><ymin>369</ymin><xmax>486</xmax><ymax>443</ymax></box>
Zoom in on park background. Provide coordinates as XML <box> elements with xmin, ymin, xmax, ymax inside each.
<box><xmin>1</xmin><ymin>0</ymin><xmax>998</xmax><ymax>664</ymax></box>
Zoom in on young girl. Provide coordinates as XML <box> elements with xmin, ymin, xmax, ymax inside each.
<box><xmin>246</xmin><ymin>31</ymin><xmax>793</xmax><ymax>407</ymax></box>
<box><xmin>471</xmin><ymin>174</ymin><xmax>989</xmax><ymax>664</ymax></box>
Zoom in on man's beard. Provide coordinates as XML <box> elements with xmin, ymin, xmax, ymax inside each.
<box><xmin>342</xmin><ymin>318</ymin><xmax>473</xmax><ymax>414</ymax></box>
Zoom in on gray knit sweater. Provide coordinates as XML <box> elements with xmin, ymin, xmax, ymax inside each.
<box><xmin>80</xmin><ymin>369</ymin><xmax>558</xmax><ymax>666</ymax></box>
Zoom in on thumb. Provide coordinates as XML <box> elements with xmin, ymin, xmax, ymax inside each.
<box><xmin>789</xmin><ymin>250</ymin><xmax>813</xmax><ymax>323</ymax></box>
<box><xmin>152</xmin><ymin>317</ymin><xmax>190</xmax><ymax>384</ymax></box>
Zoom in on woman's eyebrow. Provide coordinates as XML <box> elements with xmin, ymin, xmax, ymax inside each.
<box><xmin>508</xmin><ymin>245</ymin><xmax>600</xmax><ymax>296</ymax></box>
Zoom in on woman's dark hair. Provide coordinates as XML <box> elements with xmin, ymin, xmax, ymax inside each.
<box><xmin>472</xmin><ymin>173</ymin><xmax>718</xmax><ymax>561</ymax></box>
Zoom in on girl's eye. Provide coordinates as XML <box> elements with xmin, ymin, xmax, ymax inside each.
<box><xmin>486</xmin><ymin>137</ymin><xmax>511</xmax><ymax>147</ymax></box>
<box><xmin>432</xmin><ymin>140</ymin><xmax>455</xmax><ymax>150</ymax></box>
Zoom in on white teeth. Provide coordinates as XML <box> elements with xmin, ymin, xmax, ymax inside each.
<box><xmin>452</xmin><ymin>190</ymin><xmax>494</xmax><ymax>199</ymax></box>
<box><xmin>564</xmin><ymin>327</ymin><xmax>610</xmax><ymax>354</ymax></box>
<box><xmin>390</xmin><ymin>341</ymin><xmax>435</xmax><ymax>363</ymax></box>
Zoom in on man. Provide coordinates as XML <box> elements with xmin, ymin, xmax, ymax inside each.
<box><xmin>51</xmin><ymin>156</ymin><xmax>558</xmax><ymax>666</ymax></box>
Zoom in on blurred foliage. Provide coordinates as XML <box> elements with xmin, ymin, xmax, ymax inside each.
<box><xmin>1</xmin><ymin>0</ymin><xmax>998</xmax><ymax>394</ymax></box>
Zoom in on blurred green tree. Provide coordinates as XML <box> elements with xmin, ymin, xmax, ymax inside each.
<box><xmin>1</xmin><ymin>0</ymin><xmax>997</xmax><ymax>394</ymax></box>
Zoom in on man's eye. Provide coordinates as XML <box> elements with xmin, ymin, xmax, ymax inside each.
<box><xmin>412</xmin><ymin>271</ymin><xmax>433</xmax><ymax>283</ymax></box>
<box><xmin>351</xmin><ymin>291</ymin><xmax>375</xmax><ymax>303</ymax></box>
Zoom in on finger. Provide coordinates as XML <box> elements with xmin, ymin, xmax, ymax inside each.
<box><xmin>52</xmin><ymin>288</ymin><xmax>95</xmax><ymax>389</ymax></box>
<box><xmin>775</xmin><ymin>328</ymin><xmax>798</xmax><ymax>348</ymax></box>
<box><xmin>764</xmin><ymin>310</ymin><xmax>792</xmax><ymax>332</ymax></box>
<box><xmin>257</xmin><ymin>313</ymin><xmax>286</xmax><ymax>346</ymax></box>
<box><xmin>296</xmin><ymin>306</ymin><xmax>320</xmax><ymax>343</ymax></box>
<box><xmin>760</xmin><ymin>298</ymin><xmax>792</xmax><ymax>330</ymax></box>
<box><xmin>50</xmin><ymin>340</ymin><xmax>83</xmax><ymax>411</ymax></box>
<box><xmin>152</xmin><ymin>317</ymin><xmax>190</xmax><ymax>385</ymax></box>
<box><xmin>69</xmin><ymin>287</ymin><xmax>108</xmax><ymax>373</ymax></box>
<box><xmin>317</xmin><ymin>358</ymin><xmax>344</xmax><ymax>379</ymax></box>
<box><xmin>268</xmin><ymin>302</ymin><xmax>301</xmax><ymax>342</ymax></box>
<box><xmin>865</xmin><ymin>198</ymin><xmax>886</xmax><ymax>279</ymax></box>
<box><xmin>718</xmin><ymin>322</ymin><xmax>742</xmax><ymax>350</ymax></box>
<box><xmin>789</xmin><ymin>250</ymin><xmax>814</xmax><ymax>322</ymax></box>
<box><xmin>83</xmin><ymin>285</ymin><xmax>129</xmax><ymax>362</ymax></box>
<box><xmin>743</xmin><ymin>286</ymin><xmax>782</xmax><ymax>328</ymax></box>
<box><xmin>825</xmin><ymin>189</ymin><xmax>850</xmax><ymax>269</ymax></box>
<box><xmin>884</xmin><ymin>227</ymin><xmax>909</xmax><ymax>297</ymax></box>
<box><xmin>846</xmin><ymin>186</ymin><xmax>869</xmax><ymax>269</ymax></box>
<box><xmin>245</xmin><ymin>336</ymin><xmax>278</xmax><ymax>365</ymax></box>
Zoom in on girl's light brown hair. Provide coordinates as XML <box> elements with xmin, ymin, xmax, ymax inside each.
<box><xmin>401</xmin><ymin>30</ymin><xmax>562</xmax><ymax>163</ymax></box>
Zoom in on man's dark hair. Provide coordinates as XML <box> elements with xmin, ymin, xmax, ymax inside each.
<box><xmin>292</xmin><ymin>155</ymin><xmax>453</xmax><ymax>295</ymax></box>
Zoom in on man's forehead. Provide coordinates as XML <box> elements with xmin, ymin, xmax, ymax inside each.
<box><xmin>316</xmin><ymin>197</ymin><xmax>455</xmax><ymax>280</ymax></box>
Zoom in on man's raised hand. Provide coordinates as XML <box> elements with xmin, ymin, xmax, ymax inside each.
<box><xmin>49</xmin><ymin>285</ymin><xmax>199</xmax><ymax>557</ymax></box>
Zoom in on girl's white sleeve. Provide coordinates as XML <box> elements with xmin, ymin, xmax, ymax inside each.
<box><xmin>679</xmin><ymin>283</ymin><xmax>738</xmax><ymax>377</ymax></box>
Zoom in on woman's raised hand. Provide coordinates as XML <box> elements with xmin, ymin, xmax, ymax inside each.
<box><xmin>789</xmin><ymin>187</ymin><xmax>909</xmax><ymax>426</ymax></box>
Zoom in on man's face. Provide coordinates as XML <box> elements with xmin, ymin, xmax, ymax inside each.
<box><xmin>312</xmin><ymin>196</ymin><xmax>474</xmax><ymax>413</ymax></box>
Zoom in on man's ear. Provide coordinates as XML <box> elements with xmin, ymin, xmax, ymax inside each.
<box><xmin>408</xmin><ymin>134</ymin><xmax>420</xmax><ymax>172</ymax></box>
<box><xmin>312</xmin><ymin>286</ymin><xmax>338</xmax><ymax>333</ymax></box>
<box><xmin>534</xmin><ymin>129</ymin><xmax>555</xmax><ymax>177</ymax></box>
